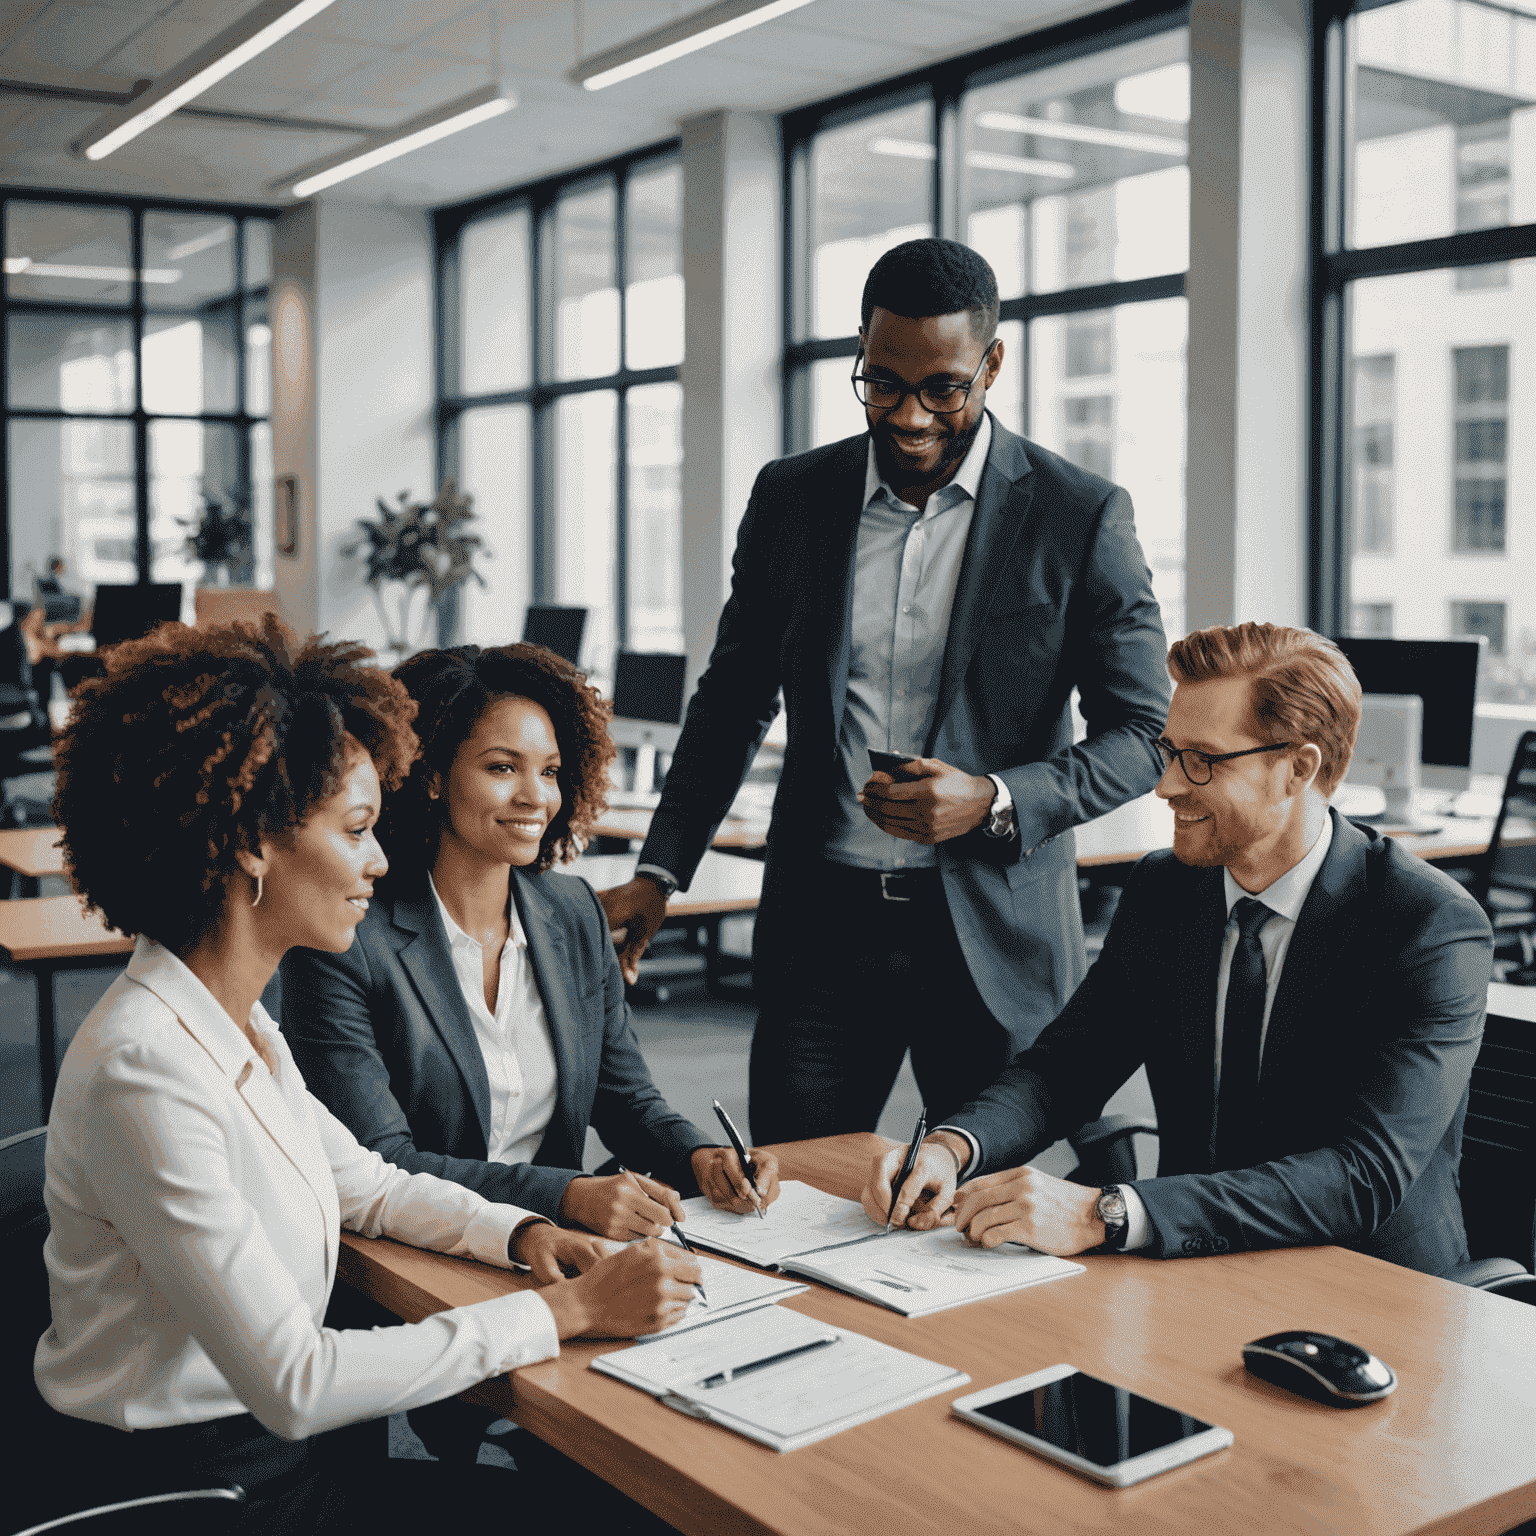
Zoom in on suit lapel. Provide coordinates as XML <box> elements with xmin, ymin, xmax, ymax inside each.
<box><xmin>929</xmin><ymin>419</ymin><xmax>1038</xmax><ymax>745</ymax></box>
<box><xmin>1176</xmin><ymin>867</ymin><xmax>1227</xmax><ymax>1172</ymax></box>
<box><xmin>510</xmin><ymin>868</ymin><xmax>586</xmax><ymax>1159</ymax></box>
<box><xmin>822</xmin><ymin>434</ymin><xmax>874</xmax><ymax>739</ymax></box>
<box><xmin>391</xmin><ymin>887</ymin><xmax>495</xmax><ymax>1149</ymax></box>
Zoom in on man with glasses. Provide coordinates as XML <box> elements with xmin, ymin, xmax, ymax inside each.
<box><xmin>864</xmin><ymin>623</ymin><xmax>1492</xmax><ymax>1277</ymax></box>
<box><xmin>600</xmin><ymin>237</ymin><xmax>1169</xmax><ymax>1142</ymax></box>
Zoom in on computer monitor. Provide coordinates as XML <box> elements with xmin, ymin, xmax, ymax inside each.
<box><xmin>521</xmin><ymin>606</ymin><xmax>587</xmax><ymax>665</ymax></box>
<box><xmin>609</xmin><ymin>651</ymin><xmax>687</xmax><ymax>753</ymax></box>
<box><xmin>1330</xmin><ymin>636</ymin><xmax>1483</xmax><ymax>793</ymax></box>
<box><xmin>91</xmin><ymin>584</ymin><xmax>183</xmax><ymax>648</ymax></box>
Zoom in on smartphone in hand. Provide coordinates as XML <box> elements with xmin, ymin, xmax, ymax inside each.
<box><xmin>868</xmin><ymin>749</ymin><xmax>918</xmax><ymax>781</ymax></box>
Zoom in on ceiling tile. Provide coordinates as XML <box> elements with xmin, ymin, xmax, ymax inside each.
<box><xmin>307</xmin><ymin>52</ymin><xmax>490</xmax><ymax>114</ymax></box>
<box><xmin>313</xmin><ymin>0</ymin><xmax>484</xmax><ymax>49</ymax></box>
<box><xmin>97</xmin><ymin>0</ymin><xmax>255</xmax><ymax>76</ymax></box>
<box><xmin>0</xmin><ymin>1</ymin><xmax>49</xmax><ymax>52</ymax></box>
<box><xmin>1</xmin><ymin>1</ymin><xmax>153</xmax><ymax>72</ymax></box>
<box><xmin>229</xmin><ymin>28</ymin><xmax>389</xmax><ymax>94</ymax></box>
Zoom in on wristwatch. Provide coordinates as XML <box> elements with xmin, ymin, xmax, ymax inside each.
<box><xmin>1096</xmin><ymin>1185</ymin><xmax>1129</xmax><ymax>1251</ymax></box>
<box><xmin>982</xmin><ymin>773</ymin><xmax>1017</xmax><ymax>840</ymax></box>
<box><xmin>635</xmin><ymin>864</ymin><xmax>680</xmax><ymax>899</ymax></box>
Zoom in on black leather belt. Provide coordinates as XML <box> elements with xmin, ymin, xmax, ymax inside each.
<box><xmin>823</xmin><ymin>863</ymin><xmax>943</xmax><ymax>903</ymax></box>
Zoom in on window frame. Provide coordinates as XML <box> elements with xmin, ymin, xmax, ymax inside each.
<box><xmin>779</xmin><ymin>0</ymin><xmax>1190</xmax><ymax>455</ymax></box>
<box><xmin>432</xmin><ymin>138</ymin><xmax>682</xmax><ymax>654</ymax></box>
<box><xmin>1</xmin><ymin>185</ymin><xmax>276</xmax><ymax>595</ymax></box>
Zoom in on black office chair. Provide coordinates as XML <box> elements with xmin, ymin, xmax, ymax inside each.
<box><xmin>1473</xmin><ymin>731</ymin><xmax>1536</xmax><ymax>984</ymax></box>
<box><xmin>1</xmin><ymin>1128</ymin><xmax>246</xmax><ymax>1534</ymax></box>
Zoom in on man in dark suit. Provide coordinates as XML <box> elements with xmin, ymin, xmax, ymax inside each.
<box><xmin>865</xmin><ymin>623</ymin><xmax>1493</xmax><ymax>1276</ymax></box>
<box><xmin>599</xmin><ymin>238</ymin><xmax>1170</xmax><ymax>1143</ymax></box>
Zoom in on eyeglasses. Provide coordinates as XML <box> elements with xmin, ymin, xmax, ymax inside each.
<box><xmin>850</xmin><ymin>341</ymin><xmax>996</xmax><ymax>415</ymax></box>
<box><xmin>1156</xmin><ymin>738</ymin><xmax>1294</xmax><ymax>786</ymax></box>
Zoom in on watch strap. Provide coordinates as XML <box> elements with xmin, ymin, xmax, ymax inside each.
<box><xmin>1097</xmin><ymin>1184</ymin><xmax>1130</xmax><ymax>1251</ymax></box>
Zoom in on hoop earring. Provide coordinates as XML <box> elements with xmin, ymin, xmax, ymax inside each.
<box><xmin>251</xmin><ymin>873</ymin><xmax>264</xmax><ymax>909</ymax></box>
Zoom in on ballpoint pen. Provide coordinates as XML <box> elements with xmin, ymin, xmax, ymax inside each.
<box><xmin>712</xmin><ymin>1099</ymin><xmax>766</xmax><ymax>1219</ymax></box>
<box><xmin>887</xmin><ymin>1107</ymin><xmax>927</xmax><ymax>1233</ymax></box>
<box><xmin>696</xmin><ymin>1335</ymin><xmax>839</xmax><ymax>1390</ymax></box>
<box><xmin>620</xmin><ymin>1166</ymin><xmax>706</xmax><ymax>1305</ymax></box>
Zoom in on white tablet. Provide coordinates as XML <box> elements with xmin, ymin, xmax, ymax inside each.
<box><xmin>952</xmin><ymin>1364</ymin><xmax>1233</xmax><ymax>1488</ymax></box>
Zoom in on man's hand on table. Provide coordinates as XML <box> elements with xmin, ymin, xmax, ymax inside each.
<box><xmin>950</xmin><ymin>1166</ymin><xmax>1106</xmax><ymax>1257</ymax></box>
<box><xmin>860</xmin><ymin>1132</ymin><xmax>969</xmax><ymax>1229</ymax></box>
<box><xmin>858</xmin><ymin>758</ymin><xmax>997</xmax><ymax>844</ymax></box>
<box><xmin>691</xmin><ymin>1145</ymin><xmax>781</xmax><ymax>1214</ymax></box>
<box><xmin>598</xmin><ymin>876</ymin><xmax>670</xmax><ymax>983</ymax></box>
<box><xmin>560</xmin><ymin>1170</ymin><xmax>684</xmax><ymax>1240</ymax></box>
<box><xmin>539</xmin><ymin>1239</ymin><xmax>704</xmax><ymax>1340</ymax></box>
<box><xmin>509</xmin><ymin>1221</ymin><xmax>620</xmax><ymax>1283</ymax></box>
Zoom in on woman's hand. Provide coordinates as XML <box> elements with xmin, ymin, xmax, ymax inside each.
<box><xmin>690</xmin><ymin>1146</ymin><xmax>781</xmax><ymax>1215</ymax></box>
<box><xmin>510</xmin><ymin>1221</ymin><xmax>621</xmax><ymax>1283</ymax></box>
<box><xmin>538</xmin><ymin>1239</ymin><xmax>703</xmax><ymax>1340</ymax></box>
<box><xmin>559</xmin><ymin>1170</ymin><xmax>684</xmax><ymax>1240</ymax></box>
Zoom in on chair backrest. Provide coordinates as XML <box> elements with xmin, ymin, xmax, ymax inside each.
<box><xmin>1480</xmin><ymin>730</ymin><xmax>1536</xmax><ymax>906</ymax></box>
<box><xmin>1459</xmin><ymin>1005</ymin><xmax>1536</xmax><ymax>1271</ymax></box>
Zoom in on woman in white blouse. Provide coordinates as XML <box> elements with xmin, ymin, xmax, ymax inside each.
<box><xmin>32</xmin><ymin>617</ymin><xmax>699</xmax><ymax>1532</ymax></box>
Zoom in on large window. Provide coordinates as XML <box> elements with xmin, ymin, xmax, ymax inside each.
<box><xmin>1315</xmin><ymin>0</ymin><xmax>1536</xmax><ymax>705</ymax></box>
<box><xmin>2</xmin><ymin>194</ymin><xmax>275</xmax><ymax>600</ymax></box>
<box><xmin>783</xmin><ymin>9</ymin><xmax>1190</xmax><ymax>638</ymax></box>
<box><xmin>435</xmin><ymin>145</ymin><xmax>683</xmax><ymax>669</ymax></box>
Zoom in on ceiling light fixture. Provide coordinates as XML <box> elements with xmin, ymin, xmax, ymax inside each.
<box><xmin>73</xmin><ymin>0</ymin><xmax>340</xmax><ymax>162</ymax></box>
<box><xmin>570</xmin><ymin>0</ymin><xmax>818</xmax><ymax>91</ymax></box>
<box><xmin>869</xmin><ymin>138</ymin><xmax>1076</xmax><ymax>180</ymax></box>
<box><xmin>4</xmin><ymin>257</ymin><xmax>180</xmax><ymax>283</ymax></box>
<box><xmin>273</xmin><ymin>85</ymin><xmax>514</xmax><ymax>199</ymax></box>
<box><xmin>975</xmin><ymin>110</ymin><xmax>1186</xmax><ymax>157</ymax></box>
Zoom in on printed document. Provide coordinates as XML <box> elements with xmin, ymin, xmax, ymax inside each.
<box><xmin>636</xmin><ymin>1253</ymin><xmax>806</xmax><ymax>1340</ymax></box>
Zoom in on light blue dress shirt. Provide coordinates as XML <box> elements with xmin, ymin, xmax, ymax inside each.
<box><xmin>825</xmin><ymin>414</ymin><xmax>993</xmax><ymax>871</ymax></box>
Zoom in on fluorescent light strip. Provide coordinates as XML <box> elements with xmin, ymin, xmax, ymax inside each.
<box><xmin>868</xmin><ymin>139</ymin><xmax>1076</xmax><ymax>180</ymax></box>
<box><xmin>80</xmin><ymin>0</ymin><xmax>338</xmax><ymax>161</ymax></box>
<box><xmin>166</xmin><ymin>226</ymin><xmax>233</xmax><ymax>261</ymax></box>
<box><xmin>575</xmin><ymin>0</ymin><xmax>817</xmax><ymax>91</ymax></box>
<box><xmin>287</xmin><ymin>95</ymin><xmax>512</xmax><ymax>198</ymax></box>
<box><xmin>975</xmin><ymin>110</ymin><xmax>1186</xmax><ymax>157</ymax></box>
<box><xmin>4</xmin><ymin>257</ymin><xmax>180</xmax><ymax>283</ymax></box>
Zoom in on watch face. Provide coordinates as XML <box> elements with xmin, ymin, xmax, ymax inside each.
<box><xmin>1098</xmin><ymin>1190</ymin><xmax>1127</xmax><ymax>1222</ymax></box>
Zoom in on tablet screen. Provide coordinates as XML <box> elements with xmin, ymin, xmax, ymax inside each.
<box><xmin>974</xmin><ymin>1370</ymin><xmax>1217</xmax><ymax>1468</ymax></box>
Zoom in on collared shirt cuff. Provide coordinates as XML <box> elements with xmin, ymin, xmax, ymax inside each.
<box><xmin>635</xmin><ymin>863</ymin><xmax>679</xmax><ymax>894</ymax></box>
<box><xmin>465</xmin><ymin>1204</ymin><xmax>549</xmax><ymax>1272</ymax></box>
<box><xmin>1119</xmin><ymin>1184</ymin><xmax>1153</xmax><ymax>1251</ymax></box>
<box><xmin>932</xmin><ymin>1125</ymin><xmax>980</xmax><ymax>1181</ymax></box>
<box><xmin>480</xmin><ymin>1290</ymin><xmax>561</xmax><ymax>1373</ymax></box>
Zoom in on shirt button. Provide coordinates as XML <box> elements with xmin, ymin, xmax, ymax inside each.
<box><xmin>903</xmin><ymin>605</ymin><xmax>912</xmax><ymax>614</ymax></box>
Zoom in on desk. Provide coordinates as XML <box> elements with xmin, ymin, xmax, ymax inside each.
<box><xmin>591</xmin><ymin>807</ymin><xmax>768</xmax><ymax>853</ymax></box>
<box><xmin>0</xmin><ymin>895</ymin><xmax>133</xmax><ymax>1117</ymax></box>
<box><xmin>339</xmin><ymin>1132</ymin><xmax>1536</xmax><ymax>1536</ymax></box>
<box><xmin>0</xmin><ymin>826</ymin><xmax>65</xmax><ymax>897</ymax></box>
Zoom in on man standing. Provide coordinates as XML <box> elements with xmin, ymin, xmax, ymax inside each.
<box><xmin>600</xmin><ymin>238</ymin><xmax>1169</xmax><ymax>1143</ymax></box>
<box><xmin>865</xmin><ymin>624</ymin><xmax>1492</xmax><ymax>1276</ymax></box>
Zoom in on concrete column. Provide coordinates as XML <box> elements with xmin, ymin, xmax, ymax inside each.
<box><xmin>270</xmin><ymin>202</ymin><xmax>318</xmax><ymax>635</ymax></box>
<box><xmin>679</xmin><ymin>110</ymin><xmax>782</xmax><ymax>687</ymax></box>
<box><xmin>1186</xmin><ymin>0</ymin><xmax>1311</xmax><ymax>631</ymax></box>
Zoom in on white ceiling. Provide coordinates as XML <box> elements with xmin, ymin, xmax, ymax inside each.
<box><xmin>0</xmin><ymin>0</ymin><xmax>1118</xmax><ymax>209</ymax></box>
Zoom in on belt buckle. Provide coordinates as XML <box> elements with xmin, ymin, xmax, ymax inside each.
<box><xmin>879</xmin><ymin>872</ymin><xmax>912</xmax><ymax>903</ymax></box>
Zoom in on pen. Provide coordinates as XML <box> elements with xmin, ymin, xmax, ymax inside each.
<box><xmin>712</xmin><ymin>1098</ymin><xmax>766</xmax><ymax>1220</ymax></box>
<box><xmin>620</xmin><ymin>1165</ymin><xmax>706</xmax><ymax>1306</ymax></box>
<box><xmin>697</xmin><ymin>1335</ymin><xmax>839</xmax><ymax>1389</ymax></box>
<box><xmin>887</xmin><ymin>1107</ymin><xmax>927</xmax><ymax>1233</ymax></box>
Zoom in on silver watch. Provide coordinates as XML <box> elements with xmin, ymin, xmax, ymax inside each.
<box><xmin>1097</xmin><ymin>1185</ymin><xmax>1129</xmax><ymax>1250</ymax></box>
<box><xmin>982</xmin><ymin>774</ymin><xmax>1017</xmax><ymax>840</ymax></box>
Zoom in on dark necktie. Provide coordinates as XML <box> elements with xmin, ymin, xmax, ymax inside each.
<box><xmin>1213</xmin><ymin>897</ymin><xmax>1272</xmax><ymax>1170</ymax></box>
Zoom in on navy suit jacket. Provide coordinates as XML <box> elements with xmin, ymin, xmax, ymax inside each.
<box><xmin>947</xmin><ymin>811</ymin><xmax>1494</xmax><ymax>1275</ymax></box>
<box><xmin>638</xmin><ymin>416</ymin><xmax>1171</xmax><ymax>1051</ymax></box>
<box><xmin>278</xmin><ymin>866</ymin><xmax>711</xmax><ymax>1223</ymax></box>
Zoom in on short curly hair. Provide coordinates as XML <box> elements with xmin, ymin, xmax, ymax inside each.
<box><xmin>379</xmin><ymin>642</ymin><xmax>614</xmax><ymax>884</ymax></box>
<box><xmin>53</xmin><ymin>616</ymin><xmax>419</xmax><ymax>951</ymax></box>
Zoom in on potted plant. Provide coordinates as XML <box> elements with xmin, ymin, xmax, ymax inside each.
<box><xmin>181</xmin><ymin>489</ymin><xmax>254</xmax><ymax>587</ymax></box>
<box><xmin>343</xmin><ymin>478</ymin><xmax>486</xmax><ymax>660</ymax></box>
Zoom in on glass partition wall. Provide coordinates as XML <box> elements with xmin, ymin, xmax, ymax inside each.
<box><xmin>1314</xmin><ymin>0</ymin><xmax>1536</xmax><ymax>704</ymax></box>
<box><xmin>2</xmin><ymin>192</ymin><xmax>275</xmax><ymax>602</ymax></box>
<box><xmin>435</xmin><ymin>144</ymin><xmax>683</xmax><ymax>667</ymax></box>
<box><xmin>783</xmin><ymin>6</ymin><xmax>1190</xmax><ymax>638</ymax></box>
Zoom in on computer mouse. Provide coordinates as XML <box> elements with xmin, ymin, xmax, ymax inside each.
<box><xmin>1241</xmin><ymin>1330</ymin><xmax>1397</xmax><ymax>1406</ymax></box>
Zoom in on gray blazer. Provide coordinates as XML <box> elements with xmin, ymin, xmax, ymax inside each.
<box><xmin>638</xmin><ymin>416</ymin><xmax>1171</xmax><ymax>1051</ymax></box>
<box><xmin>279</xmin><ymin>866</ymin><xmax>711</xmax><ymax>1222</ymax></box>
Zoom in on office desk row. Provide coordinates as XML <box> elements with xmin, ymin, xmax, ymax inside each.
<box><xmin>339</xmin><ymin>1131</ymin><xmax>1536</xmax><ymax>1536</ymax></box>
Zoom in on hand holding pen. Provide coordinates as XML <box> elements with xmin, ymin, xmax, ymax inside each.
<box><xmin>620</xmin><ymin>1167</ymin><xmax>707</xmax><ymax>1306</ymax></box>
<box><xmin>711</xmin><ymin>1100</ymin><xmax>775</xmax><ymax>1218</ymax></box>
<box><xmin>886</xmin><ymin>1108</ymin><xmax>927</xmax><ymax>1232</ymax></box>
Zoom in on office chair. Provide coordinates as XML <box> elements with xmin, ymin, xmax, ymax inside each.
<box><xmin>1474</xmin><ymin>731</ymin><xmax>1536</xmax><ymax>984</ymax></box>
<box><xmin>1065</xmin><ymin>997</ymin><xmax>1536</xmax><ymax>1306</ymax></box>
<box><xmin>0</xmin><ymin>623</ymin><xmax>55</xmax><ymax>835</ymax></box>
<box><xmin>0</xmin><ymin>1128</ymin><xmax>246</xmax><ymax>1534</ymax></box>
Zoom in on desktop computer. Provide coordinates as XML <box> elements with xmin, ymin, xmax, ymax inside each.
<box><xmin>91</xmin><ymin>584</ymin><xmax>184</xmax><ymax>648</ymax></box>
<box><xmin>1351</xmin><ymin>693</ymin><xmax>1428</xmax><ymax>829</ymax></box>
<box><xmin>521</xmin><ymin>605</ymin><xmax>587</xmax><ymax>665</ymax></box>
<box><xmin>607</xmin><ymin>651</ymin><xmax>687</xmax><ymax>797</ymax></box>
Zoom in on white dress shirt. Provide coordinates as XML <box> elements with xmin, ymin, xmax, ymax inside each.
<box><xmin>36</xmin><ymin>937</ymin><xmax>559</xmax><ymax>1437</ymax></box>
<box><xmin>428</xmin><ymin>875</ymin><xmax>560</xmax><ymax>1166</ymax></box>
<box><xmin>825</xmin><ymin>413</ymin><xmax>993</xmax><ymax>870</ymax></box>
<box><xmin>939</xmin><ymin>816</ymin><xmax>1336</xmax><ymax>1250</ymax></box>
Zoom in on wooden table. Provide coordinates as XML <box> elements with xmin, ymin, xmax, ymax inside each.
<box><xmin>339</xmin><ymin>1133</ymin><xmax>1536</xmax><ymax>1536</ymax></box>
<box><xmin>0</xmin><ymin>894</ymin><xmax>133</xmax><ymax>1117</ymax></box>
<box><xmin>592</xmin><ymin>807</ymin><xmax>768</xmax><ymax>853</ymax></box>
<box><xmin>0</xmin><ymin>826</ymin><xmax>66</xmax><ymax>898</ymax></box>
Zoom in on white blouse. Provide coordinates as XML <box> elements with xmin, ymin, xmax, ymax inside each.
<box><xmin>36</xmin><ymin>938</ymin><xmax>559</xmax><ymax>1438</ymax></box>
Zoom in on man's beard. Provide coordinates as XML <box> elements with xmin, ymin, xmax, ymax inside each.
<box><xmin>872</xmin><ymin>414</ymin><xmax>982</xmax><ymax>490</ymax></box>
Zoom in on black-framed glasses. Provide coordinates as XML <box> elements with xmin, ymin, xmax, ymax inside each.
<box><xmin>1156</xmin><ymin>738</ymin><xmax>1294</xmax><ymax>786</ymax></box>
<box><xmin>850</xmin><ymin>340</ymin><xmax>996</xmax><ymax>415</ymax></box>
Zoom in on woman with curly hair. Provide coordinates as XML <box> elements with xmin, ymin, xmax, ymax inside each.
<box><xmin>278</xmin><ymin>642</ymin><xmax>780</xmax><ymax>1463</ymax></box>
<box><xmin>32</xmin><ymin>618</ymin><xmax>698</xmax><ymax>1532</ymax></box>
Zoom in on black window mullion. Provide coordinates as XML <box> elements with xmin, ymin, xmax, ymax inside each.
<box><xmin>0</xmin><ymin>197</ymin><xmax>9</xmax><ymax>596</ymax></box>
<box><xmin>233</xmin><ymin>219</ymin><xmax>251</xmax><ymax>580</ymax></box>
<box><xmin>531</xmin><ymin>196</ymin><xmax>551</xmax><ymax>605</ymax></box>
<box><xmin>615</xmin><ymin>168</ymin><xmax>629</xmax><ymax>652</ymax></box>
<box><xmin>131</xmin><ymin>207</ymin><xmax>150</xmax><ymax>585</ymax></box>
